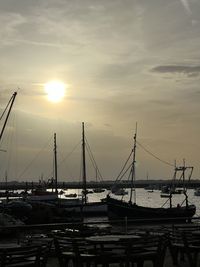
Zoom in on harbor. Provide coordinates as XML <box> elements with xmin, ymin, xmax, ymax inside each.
<box><xmin>1</xmin><ymin>1</ymin><xmax>200</xmax><ymax>265</ymax></box>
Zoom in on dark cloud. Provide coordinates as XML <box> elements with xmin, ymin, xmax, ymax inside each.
<box><xmin>151</xmin><ymin>65</ymin><xmax>200</xmax><ymax>76</ymax></box>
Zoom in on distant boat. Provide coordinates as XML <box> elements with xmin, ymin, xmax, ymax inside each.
<box><xmin>111</xmin><ymin>187</ymin><xmax>128</xmax><ymax>196</ymax></box>
<box><xmin>65</xmin><ymin>193</ymin><xmax>77</xmax><ymax>198</ymax></box>
<box><xmin>93</xmin><ymin>188</ymin><xmax>105</xmax><ymax>193</ymax></box>
<box><xmin>26</xmin><ymin>187</ymin><xmax>58</xmax><ymax>202</ymax></box>
<box><xmin>144</xmin><ymin>173</ymin><xmax>154</xmax><ymax>192</ymax></box>
<box><xmin>194</xmin><ymin>188</ymin><xmax>200</xmax><ymax>196</ymax></box>
<box><xmin>171</xmin><ymin>189</ymin><xmax>183</xmax><ymax>194</ymax></box>
<box><xmin>160</xmin><ymin>193</ymin><xmax>171</xmax><ymax>198</ymax></box>
<box><xmin>161</xmin><ymin>186</ymin><xmax>183</xmax><ymax>196</ymax></box>
<box><xmin>93</xmin><ymin>167</ymin><xmax>105</xmax><ymax>193</ymax></box>
<box><xmin>161</xmin><ymin>185</ymin><xmax>170</xmax><ymax>194</ymax></box>
<box><xmin>107</xmin><ymin>126</ymin><xmax>196</xmax><ymax>222</ymax></box>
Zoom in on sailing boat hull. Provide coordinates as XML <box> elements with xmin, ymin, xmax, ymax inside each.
<box><xmin>107</xmin><ymin>196</ymin><xmax>196</xmax><ymax>222</ymax></box>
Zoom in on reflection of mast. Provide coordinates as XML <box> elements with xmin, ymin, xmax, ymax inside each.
<box><xmin>0</xmin><ymin>92</ymin><xmax>17</xmax><ymax>142</ymax></box>
<box><xmin>82</xmin><ymin>122</ymin><xmax>87</xmax><ymax>204</ymax></box>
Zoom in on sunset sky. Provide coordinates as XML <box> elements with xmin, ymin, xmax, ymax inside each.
<box><xmin>0</xmin><ymin>0</ymin><xmax>200</xmax><ymax>183</ymax></box>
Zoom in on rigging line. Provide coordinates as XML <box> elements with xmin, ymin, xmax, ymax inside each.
<box><xmin>126</xmin><ymin>165</ymin><xmax>132</xmax><ymax>182</ymax></box>
<box><xmin>46</xmin><ymin>140</ymin><xmax>81</xmax><ymax>181</ymax></box>
<box><xmin>0</xmin><ymin>95</ymin><xmax>13</xmax><ymax>121</ymax></box>
<box><xmin>85</xmin><ymin>142</ymin><xmax>103</xmax><ymax>181</ymax></box>
<box><xmin>58</xmin><ymin>140</ymin><xmax>81</xmax><ymax>166</ymax></box>
<box><xmin>161</xmin><ymin>196</ymin><xmax>170</xmax><ymax>208</ymax></box>
<box><xmin>17</xmin><ymin>135</ymin><xmax>53</xmax><ymax>180</ymax></box>
<box><xmin>136</xmin><ymin>141</ymin><xmax>175</xmax><ymax>167</ymax></box>
<box><xmin>51</xmin><ymin>140</ymin><xmax>81</xmax><ymax>180</ymax></box>
<box><xmin>115</xmin><ymin>162</ymin><xmax>132</xmax><ymax>183</ymax></box>
<box><xmin>79</xmin><ymin>148</ymin><xmax>83</xmax><ymax>185</ymax></box>
<box><xmin>85</xmin><ymin>140</ymin><xmax>96</xmax><ymax>167</ymax></box>
<box><xmin>85</xmin><ymin>139</ymin><xmax>97</xmax><ymax>169</ymax></box>
<box><xmin>114</xmin><ymin>149</ymin><xmax>133</xmax><ymax>183</ymax></box>
<box><xmin>85</xmin><ymin>142</ymin><xmax>99</xmax><ymax>178</ymax></box>
<box><xmin>85</xmin><ymin>137</ymin><xmax>104</xmax><ymax>181</ymax></box>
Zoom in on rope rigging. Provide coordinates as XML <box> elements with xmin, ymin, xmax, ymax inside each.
<box><xmin>17</xmin><ymin>135</ymin><xmax>53</xmax><ymax>180</ymax></box>
<box><xmin>85</xmin><ymin>136</ymin><xmax>103</xmax><ymax>181</ymax></box>
<box><xmin>136</xmin><ymin>140</ymin><xmax>175</xmax><ymax>167</ymax></box>
<box><xmin>47</xmin><ymin>140</ymin><xmax>82</xmax><ymax>181</ymax></box>
<box><xmin>114</xmin><ymin>150</ymin><xmax>133</xmax><ymax>184</ymax></box>
<box><xmin>114</xmin><ymin>138</ymin><xmax>175</xmax><ymax>185</ymax></box>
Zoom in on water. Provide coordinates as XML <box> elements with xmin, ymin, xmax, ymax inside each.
<box><xmin>1</xmin><ymin>187</ymin><xmax>200</xmax><ymax>217</ymax></box>
<box><xmin>60</xmin><ymin>187</ymin><xmax>200</xmax><ymax>217</ymax></box>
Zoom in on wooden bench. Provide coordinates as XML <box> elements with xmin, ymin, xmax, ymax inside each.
<box><xmin>125</xmin><ymin>233</ymin><xmax>167</xmax><ymax>267</ymax></box>
<box><xmin>54</xmin><ymin>235</ymin><xmax>97</xmax><ymax>267</ymax></box>
<box><xmin>168</xmin><ymin>229</ymin><xmax>200</xmax><ymax>267</ymax></box>
<box><xmin>0</xmin><ymin>245</ymin><xmax>41</xmax><ymax>267</ymax></box>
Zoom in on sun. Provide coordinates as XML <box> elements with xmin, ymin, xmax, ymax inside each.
<box><xmin>44</xmin><ymin>80</ymin><xmax>66</xmax><ymax>102</ymax></box>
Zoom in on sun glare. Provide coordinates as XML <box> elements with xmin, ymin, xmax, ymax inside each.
<box><xmin>44</xmin><ymin>80</ymin><xmax>66</xmax><ymax>102</ymax></box>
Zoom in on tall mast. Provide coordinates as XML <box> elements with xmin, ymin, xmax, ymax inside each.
<box><xmin>54</xmin><ymin>133</ymin><xmax>58</xmax><ymax>194</ymax></box>
<box><xmin>129</xmin><ymin>123</ymin><xmax>137</xmax><ymax>204</ymax></box>
<box><xmin>0</xmin><ymin>92</ymin><xmax>17</xmax><ymax>142</ymax></box>
<box><xmin>82</xmin><ymin>122</ymin><xmax>87</xmax><ymax>204</ymax></box>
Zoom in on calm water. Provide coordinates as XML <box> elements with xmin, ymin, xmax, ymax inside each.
<box><xmin>60</xmin><ymin>187</ymin><xmax>200</xmax><ymax>217</ymax></box>
<box><xmin>1</xmin><ymin>187</ymin><xmax>199</xmax><ymax>217</ymax></box>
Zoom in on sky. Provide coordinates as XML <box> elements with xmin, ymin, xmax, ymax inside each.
<box><xmin>0</xmin><ymin>0</ymin><xmax>200</xmax><ymax>183</ymax></box>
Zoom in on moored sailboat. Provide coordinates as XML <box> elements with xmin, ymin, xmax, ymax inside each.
<box><xmin>78</xmin><ymin>122</ymin><xmax>107</xmax><ymax>215</ymax></box>
<box><xmin>25</xmin><ymin>133</ymin><xmax>59</xmax><ymax>202</ymax></box>
<box><xmin>107</xmin><ymin>126</ymin><xmax>196</xmax><ymax>222</ymax></box>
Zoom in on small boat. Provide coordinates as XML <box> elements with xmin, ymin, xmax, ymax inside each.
<box><xmin>26</xmin><ymin>191</ymin><xmax>58</xmax><ymax>202</ymax></box>
<box><xmin>111</xmin><ymin>184</ymin><xmax>128</xmax><ymax>196</ymax></box>
<box><xmin>112</xmin><ymin>188</ymin><xmax>128</xmax><ymax>196</ymax></box>
<box><xmin>194</xmin><ymin>188</ymin><xmax>200</xmax><ymax>196</ymax></box>
<box><xmin>25</xmin><ymin>183</ymin><xmax>58</xmax><ymax>202</ymax></box>
<box><xmin>171</xmin><ymin>189</ymin><xmax>183</xmax><ymax>194</ymax></box>
<box><xmin>160</xmin><ymin>193</ymin><xmax>171</xmax><ymax>198</ymax></box>
<box><xmin>161</xmin><ymin>185</ymin><xmax>170</xmax><ymax>194</ymax></box>
<box><xmin>92</xmin><ymin>165</ymin><xmax>105</xmax><ymax>193</ymax></box>
<box><xmin>93</xmin><ymin>188</ymin><xmax>105</xmax><ymax>193</ymax></box>
<box><xmin>65</xmin><ymin>193</ymin><xmax>77</xmax><ymax>198</ymax></box>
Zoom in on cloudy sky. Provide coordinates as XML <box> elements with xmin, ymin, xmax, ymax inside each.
<box><xmin>0</xmin><ymin>0</ymin><xmax>200</xmax><ymax>183</ymax></box>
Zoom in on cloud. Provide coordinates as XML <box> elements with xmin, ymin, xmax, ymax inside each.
<box><xmin>151</xmin><ymin>65</ymin><xmax>200</xmax><ymax>77</ymax></box>
<box><xmin>180</xmin><ymin>0</ymin><xmax>192</xmax><ymax>15</ymax></box>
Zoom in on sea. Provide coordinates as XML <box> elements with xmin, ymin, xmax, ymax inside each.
<box><xmin>60</xmin><ymin>187</ymin><xmax>200</xmax><ymax>216</ymax></box>
<box><xmin>1</xmin><ymin>187</ymin><xmax>200</xmax><ymax>224</ymax></box>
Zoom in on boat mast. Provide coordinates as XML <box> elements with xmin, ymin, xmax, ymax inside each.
<box><xmin>54</xmin><ymin>133</ymin><xmax>58</xmax><ymax>194</ymax></box>
<box><xmin>82</xmin><ymin>122</ymin><xmax>87</xmax><ymax>204</ymax></box>
<box><xmin>129</xmin><ymin>123</ymin><xmax>137</xmax><ymax>204</ymax></box>
<box><xmin>0</xmin><ymin>92</ymin><xmax>17</xmax><ymax>142</ymax></box>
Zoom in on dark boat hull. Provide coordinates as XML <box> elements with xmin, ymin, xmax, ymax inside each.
<box><xmin>107</xmin><ymin>196</ymin><xmax>196</xmax><ymax>221</ymax></box>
